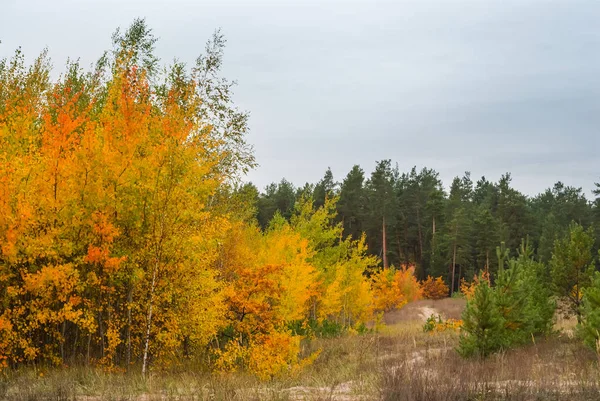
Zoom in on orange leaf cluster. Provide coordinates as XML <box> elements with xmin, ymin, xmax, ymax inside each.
<box><xmin>460</xmin><ymin>271</ymin><xmax>491</xmax><ymax>300</ymax></box>
<box><xmin>0</xmin><ymin>24</ymin><xmax>380</xmax><ymax>380</ymax></box>
<box><xmin>421</xmin><ymin>276</ymin><xmax>449</xmax><ymax>300</ymax></box>
<box><xmin>0</xmin><ymin>34</ymin><xmax>232</xmax><ymax>370</ymax></box>
<box><xmin>371</xmin><ymin>265</ymin><xmax>422</xmax><ymax>312</ymax></box>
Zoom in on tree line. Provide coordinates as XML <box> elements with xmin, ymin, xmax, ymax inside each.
<box><xmin>248</xmin><ymin>164</ymin><xmax>600</xmax><ymax>292</ymax></box>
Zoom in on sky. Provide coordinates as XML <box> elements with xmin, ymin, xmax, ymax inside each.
<box><xmin>1</xmin><ymin>0</ymin><xmax>599</xmax><ymax>197</ymax></box>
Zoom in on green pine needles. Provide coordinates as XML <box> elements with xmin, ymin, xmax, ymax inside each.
<box><xmin>458</xmin><ymin>240</ymin><xmax>556</xmax><ymax>358</ymax></box>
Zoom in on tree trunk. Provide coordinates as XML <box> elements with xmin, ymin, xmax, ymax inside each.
<box><xmin>431</xmin><ymin>215</ymin><xmax>436</xmax><ymax>267</ymax></box>
<box><xmin>397</xmin><ymin>234</ymin><xmax>402</xmax><ymax>265</ymax></box>
<box><xmin>403</xmin><ymin>222</ymin><xmax>410</xmax><ymax>267</ymax></box>
<box><xmin>60</xmin><ymin>321</ymin><xmax>66</xmax><ymax>363</ymax></box>
<box><xmin>126</xmin><ymin>284</ymin><xmax>133</xmax><ymax>368</ymax></box>
<box><xmin>382</xmin><ymin>216</ymin><xmax>388</xmax><ymax>269</ymax></box>
<box><xmin>71</xmin><ymin>326</ymin><xmax>79</xmax><ymax>361</ymax></box>
<box><xmin>142</xmin><ymin>259</ymin><xmax>159</xmax><ymax>377</ymax></box>
<box><xmin>451</xmin><ymin>242</ymin><xmax>457</xmax><ymax>296</ymax></box>
<box><xmin>416</xmin><ymin>207</ymin><xmax>423</xmax><ymax>272</ymax></box>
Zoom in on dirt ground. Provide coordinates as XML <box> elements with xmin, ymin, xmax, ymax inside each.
<box><xmin>383</xmin><ymin>298</ymin><xmax>466</xmax><ymax>325</ymax></box>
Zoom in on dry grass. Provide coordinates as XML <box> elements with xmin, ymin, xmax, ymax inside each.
<box><xmin>2</xmin><ymin>298</ymin><xmax>599</xmax><ymax>400</ymax></box>
<box><xmin>380</xmin><ymin>335</ymin><xmax>600</xmax><ymax>401</ymax></box>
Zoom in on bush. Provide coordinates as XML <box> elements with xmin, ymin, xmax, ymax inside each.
<box><xmin>421</xmin><ymin>276</ymin><xmax>449</xmax><ymax>299</ymax></box>
<box><xmin>371</xmin><ymin>265</ymin><xmax>422</xmax><ymax>312</ymax></box>
<box><xmin>423</xmin><ymin>314</ymin><xmax>462</xmax><ymax>333</ymax></box>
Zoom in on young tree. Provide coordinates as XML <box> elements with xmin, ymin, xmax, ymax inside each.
<box><xmin>458</xmin><ymin>279</ymin><xmax>505</xmax><ymax>358</ymax></box>
<box><xmin>580</xmin><ymin>269</ymin><xmax>600</xmax><ymax>350</ymax></box>
<box><xmin>550</xmin><ymin>223</ymin><xmax>596</xmax><ymax>321</ymax></box>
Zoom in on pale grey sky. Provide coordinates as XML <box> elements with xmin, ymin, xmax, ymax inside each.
<box><xmin>1</xmin><ymin>0</ymin><xmax>599</xmax><ymax>196</ymax></box>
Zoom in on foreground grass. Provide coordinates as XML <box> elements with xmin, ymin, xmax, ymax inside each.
<box><xmin>2</xmin><ymin>299</ymin><xmax>600</xmax><ymax>400</ymax></box>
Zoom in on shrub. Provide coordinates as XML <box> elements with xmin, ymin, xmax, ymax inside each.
<box><xmin>371</xmin><ymin>265</ymin><xmax>422</xmax><ymax>312</ymax></box>
<box><xmin>423</xmin><ymin>314</ymin><xmax>462</xmax><ymax>333</ymax></box>
<box><xmin>421</xmin><ymin>276</ymin><xmax>449</xmax><ymax>299</ymax></box>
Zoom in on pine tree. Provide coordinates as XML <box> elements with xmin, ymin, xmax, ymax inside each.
<box><xmin>579</xmin><ymin>270</ymin><xmax>600</xmax><ymax>350</ymax></box>
<box><xmin>365</xmin><ymin>160</ymin><xmax>396</xmax><ymax>268</ymax></box>
<box><xmin>337</xmin><ymin>165</ymin><xmax>367</xmax><ymax>241</ymax></box>
<box><xmin>458</xmin><ymin>279</ymin><xmax>505</xmax><ymax>358</ymax></box>
<box><xmin>473</xmin><ymin>206</ymin><xmax>500</xmax><ymax>275</ymax></box>
<box><xmin>445</xmin><ymin>174</ymin><xmax>473</xmax><ymax>294</ymax></box>
<box><xmin>313</xmin><ymin>167</ymin><xmax>336</xmax><ymax>210</ymax></box>
<box><xmin>550</xmin><ymin>223</ymin><xmax>596</xmax><ymax>322</ymax></box>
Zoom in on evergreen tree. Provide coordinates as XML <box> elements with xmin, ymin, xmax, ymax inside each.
<box><xmin>407</xmin><ymin>167</ymin><xmax>446</xmax><ymax>278</ymax></box>
<box><xmin>445</xmin><ymin>174</ymin><xmax>473</xmax><ymax>294</ymax></box>
<box><xmin>496</xmin><ymin>173</ymin><xmax>533</xmax><ymax>252</ymax></box>
<box><xmin>579</xmin><ymin>270</ymin><xmax>600</xmax><ymax>349</ymax></box>
<box><xmin>538</xmin><ymin>212</ymin><xmax>559</xmax><ymax>263</ymax></box>
<box><xmin>517</xmin><ymin>243</ymin><xmax>556</xmax><ymax>337</ymax></box>
<box><xmin>472</xmin><ymin>206</ymin><xmax>500</xmax><ymax>275</ymax></box>
<box><xmin>365</xmin><ymin>160</ymin><xmax>397</xmax><ymax>268</ymax></box>
<box><xmin>459</xmin><ymin>240</ymin><xmax>555</xmax><ymax>359</ymax></box>
<box><xmin>257</xmin><ymin>179</ymin><xmax>296</xmax><ymax>228</ymax></box>
<box><xmin>458</xmin><ymin>279</ymin><xmax>505</xmax><ymax>358</ymax></box>
<box><xmin>532</xmin><ymin>182</ymin><xmax>593</xmax><ymax>259</ymax></box>
<box><xmin>550</xmin><ymin>223</ymin><xmax>596</xmax><ymax>321</ymax></box>
<box><xmin>313</xmin><ymin>167</ymin><xmax>336</xmax><ymax>210</ymax></box>
<box><xmin>337</xmin><ymin>165</ymin><xmax>367</xmax><ymax>241</ymax></box>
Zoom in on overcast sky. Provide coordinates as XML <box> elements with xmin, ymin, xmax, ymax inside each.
<box><xmin>1</xmin><ymin>0</ymin><xmax>599</xmax><ymax>196</ymax></box>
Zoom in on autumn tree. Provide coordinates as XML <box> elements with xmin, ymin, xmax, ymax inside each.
<box><xmin>0</xmin><ymin>19</ymin><xmax>252</xmax><ymax>373</ymax></box>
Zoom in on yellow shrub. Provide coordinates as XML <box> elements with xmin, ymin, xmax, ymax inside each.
<box><xmin>215</xmin><ymin>330</ymin><xmax>319</xmax><ymax>381</ymax></box>
<box><xmin>248</xmin><ymin>331</ymin><xmax>301</xmax><ymax>380</ymax></box>
<box><xmin>423</xmin><ymin>314</ymin><xmax>463</xmax><ymax>333</ymax></box>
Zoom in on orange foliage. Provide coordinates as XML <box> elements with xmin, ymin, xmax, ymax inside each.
<box><xmin>371</xmin><ymin>265</ymin><xmax>422</xmax><ymax>312</ymax></box>
<box><xmin>460</xmin><ymin>270</ymin><xmax>491</xmax><ymax>300</ymax></box>
<box><xmin>215</xmin><ymin>221</ymin><xmax>319</xmax><ymax>377</ymax></box>
<box><xmin>0</xmin><ymin>22</ymin><xmax>378</xmax><ymax>379</ymax></box>
<box><xmin>0</xmin><ymin>26</ymin><xmax>235</xmax><ymax>370</ymax></box>
<box><xmin>421</xmin><ymin>276</ymin><xmax>449</xmax><ymax>299</ymax></box>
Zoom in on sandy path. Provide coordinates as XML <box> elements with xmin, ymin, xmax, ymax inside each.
<box><xmin>417</xmin><ymin>306</ymin><xmax>438</xmax><ymax>321</ymax></box>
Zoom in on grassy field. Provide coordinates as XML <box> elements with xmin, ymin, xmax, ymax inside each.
<box><xmin>2</xmin><ymin>299</ymin><xmax>599</xmax><ymax>401</ymax></box>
